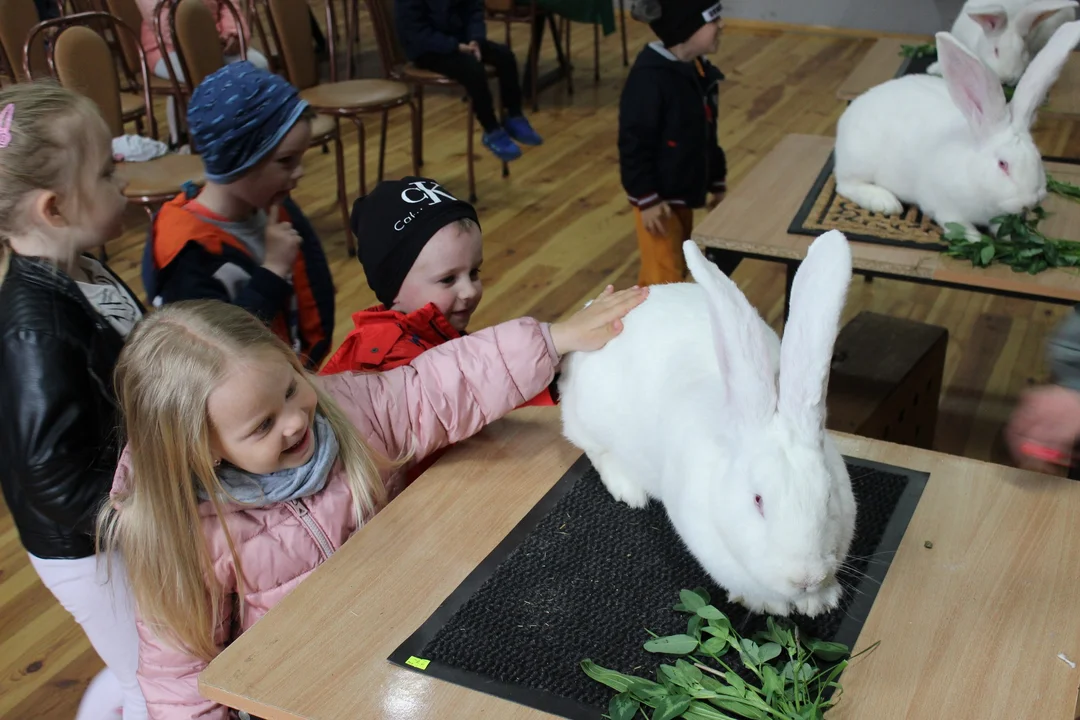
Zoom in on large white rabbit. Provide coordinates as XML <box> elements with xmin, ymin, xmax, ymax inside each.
<box><xmin>925</xmin><ymin>0</ymin><xmax>1078</xmax><ymax>83</ymax></box>
<box><xmin>558</xmin><ymin>233</ymin><xmax>857</xmax><ymax>618</ymax></box>
<box><xmin>835</xmin><ymin>20</ymin><xmax>1080</xmax><ymax>243</ymax></box>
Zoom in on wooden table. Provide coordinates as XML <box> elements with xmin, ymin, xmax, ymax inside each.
<box><xmin>693</xmin><ymin>134</ymin><xmax>1080</xmax><ymax>318</ymax></box>
<box><xmin>836</xmin><ymin>37</ymin><xmax>1080</xmax><ymax>117</ymax></box>
<box><xmin>198</xmin><ymin>406</ymin><xmax>1080</xmax><ymax>719</ymax></box>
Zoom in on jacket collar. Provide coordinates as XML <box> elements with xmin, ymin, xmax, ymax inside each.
<box><xmin>354</xmin><ymin>302</ymin><xmax>462</xmax><ymax>344</ymax></box>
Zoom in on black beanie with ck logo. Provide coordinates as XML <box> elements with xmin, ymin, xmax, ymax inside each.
<box><xmin>351</xmin><ymin>177</ymin><xmax>480</xmax><ymax>308</ymax></box>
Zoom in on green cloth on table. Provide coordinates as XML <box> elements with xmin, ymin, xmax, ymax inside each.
<box><xmin>515</xmin><ymin>0</ymin><xmax>617</xmax><ymax>35</ymax></box>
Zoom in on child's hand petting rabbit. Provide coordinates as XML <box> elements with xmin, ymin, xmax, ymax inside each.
<box><xmin>550</xmin><ymin>285</ymin><xmax>649</xmax><ymax>355</ymax></box>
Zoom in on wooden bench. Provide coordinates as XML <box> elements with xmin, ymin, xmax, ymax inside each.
<box><xmin>826</xmin><ymin>311</ymin><xmax>948</xmax><ymax>450</ymax></box>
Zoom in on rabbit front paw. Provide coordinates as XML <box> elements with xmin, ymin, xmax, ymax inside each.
<box><xmin>793</xmin><ymin>580</ymin><xmax>844</xmax><ymax>617</ymax></box>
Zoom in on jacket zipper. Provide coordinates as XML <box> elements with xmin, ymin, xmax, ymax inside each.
<box><xmin>289</xmin><ymin>499</ymin><xmax>334</xmax><ymax>560</ymax></box>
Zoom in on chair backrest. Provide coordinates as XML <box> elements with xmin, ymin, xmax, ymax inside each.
<box><xmin>260</xmin><ymin>0</ymin><xmax>317</xmax><ymax>89</ymax></box>
<box><xmin>103</xmin><ymin>0</ymin><xmax>146</xmax><ymax>80</ymax></box>
<box><xmin>363</xmin><ymin>0</ymin><xmax>405</xmax><ymax>78</ymax></box>
<box><xmin>0</xmin><ymin>0</ymin><xmax>49</xmax><ymax>82</ymax></box>
<box><xmin>27</xmin><ymin>11</ymin><xmax>156</xmax><ymax>138</ymax></box>
<box><xmin>160</xmin><ymin>0</ymin><xmax>244</xmax><ymax>91</ymax></box>
<box><xmin>484</xmin><ymin>0</ymin><xmax>514</xmax><ymax>12</ymax></box>
<box><xmin>54</xmin><ymin>26</ymin><xmax>123</xmax><ymax>134</ymax></box>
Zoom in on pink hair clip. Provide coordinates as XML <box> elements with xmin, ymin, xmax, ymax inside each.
<box><xmin>0</xmin><ymin>104</ymin><xmax>14</xmax><ymax>149</ymax></box>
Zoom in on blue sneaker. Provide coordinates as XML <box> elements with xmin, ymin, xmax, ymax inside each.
<box><xmin>482</xmin><ymin>129</ymin><xmax>522</xmax><ymax>162</ymax></box>
<box><xmin>504</xmin><ymin>116</ymin><xmax>543</xmax><ymax>146</ymax></box>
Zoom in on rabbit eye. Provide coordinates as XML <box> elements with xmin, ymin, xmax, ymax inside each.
<box><xmin>754</xmin><ymin>494</ymin><xmax>764</xmax><ymax>516</ymax></box>
<box><xmin>998</xmin><ymin>159</ymin><xmax>1010</xmax><ymax>174</ymax></box>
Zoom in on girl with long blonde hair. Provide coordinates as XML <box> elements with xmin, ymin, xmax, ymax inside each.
<box><xmin>0</xmin><ymin>82</ymin><xmax>147</xmax><ymax>719</ymax></box>
<box><xmin>99</xmin><ymin>287</ymin><xmax>646</xmax><ymax>719</ymax></box>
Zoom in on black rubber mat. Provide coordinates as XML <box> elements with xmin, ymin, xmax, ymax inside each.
<box><xmin>389</xmin><ymin>455</ymin><xmax>927</xmax><ymax>719</ymax></box>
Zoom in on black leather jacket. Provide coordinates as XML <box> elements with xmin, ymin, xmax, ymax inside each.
<box><xmin>0</xmin><ymin>253</ymin><xmax>143</xmax><ymax>559</ymax></box>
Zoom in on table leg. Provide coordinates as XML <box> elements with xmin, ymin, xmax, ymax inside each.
<box><xmin>522</xmin><ymin>11</ymin><xmax>573</xmax><ymax>100</ymax></box>
<box><xmin>783</xmin><ymin>260</ymin><xmax>798</xmax><ymax>324</ymax></box>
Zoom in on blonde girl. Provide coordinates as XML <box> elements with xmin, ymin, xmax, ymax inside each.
<box><xmin>100</xmin><ymin>288</ymin><xmax>647</xmax><ymax>719</ymax></box>
<box><xmin>0</xmin><ymin>83</ymin><xmax>147</xmax><ymax>719</ymax></box>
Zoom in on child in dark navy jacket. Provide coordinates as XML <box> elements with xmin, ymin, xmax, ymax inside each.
<box><xmin>395</xmin><ymin>0</ymin><xmax>543</xmax><ymax>162</ymax></box>
<box><xmin>142</xmin><ymin>62</ymin><xmax>335</xmax><ymax>370</ymax></box>
<box><xmin>619</xmin><ymin>0</ymin><xmax>739</xmax><ymax>286</ymax></box>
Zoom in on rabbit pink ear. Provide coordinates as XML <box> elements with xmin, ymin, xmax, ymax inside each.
<box><xmin>1010</xmin><ymin>19</ymin><xmax>1080</xmax><ymax>126</ymax></box>
<box><xmin>683</xmin><ymin>241</ymin><xmax>777</xmax><ymax>427</ymax></box>
<box><xmin>936</xmin><ymin>30</ymin><xmax>1009</xmax><ymax>139</ymax></box>
<box><xmin>966</xmin><ymin>5</ymin><xmax>1008</xmax><ymax>35</ymax></box>
<box><xmin>1014</xmin><ymin>0</ymin><xmax>1078</xmax><ymax>37</ymax></box>
<box><xmin>777</xmin><ymin>231</ymin><xmax>852</xmax><ymax>444</ymax></box>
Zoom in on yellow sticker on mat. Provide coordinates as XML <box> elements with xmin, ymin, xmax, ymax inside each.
<box><xmin>405</xmin><ymin>656</ymin><xmax>430</xmax><ymax>670</ymax></box>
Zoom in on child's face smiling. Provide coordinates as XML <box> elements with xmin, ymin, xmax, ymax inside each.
<box><xmin>207</xmin><ymin>351</ymin><xmax>319</xmax><ymax>475</ymax></box>
<box><xmin>392</xmin><ymin>220</ymin><xmax>484</xmax><ymax>332</ymax></box>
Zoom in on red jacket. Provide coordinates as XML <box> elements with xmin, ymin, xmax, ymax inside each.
<box><xmin>320</xmin><ymin>303</ymin><xmax>558</xmax><ymax>482</ymax></box>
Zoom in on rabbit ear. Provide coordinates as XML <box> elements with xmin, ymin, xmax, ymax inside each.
<box><xmin>936</xmin><ymin>30</ymin><xmax>1009</xmax><ymax>138</ymax></box>
<box><xmin>777</xmin><ymin>231</ymin><xmax>852</xmax><ymax>444</ymax></box>
<box><xmin>1010</xmin><ymin>19</ymin><xmax>1080</xmax><ymax>126</ymax></box>
<box><xmin>683</xmin><ymin>241</ymin><xmax>777</xmax><ymax>427</ymax></box>
<box><xmin>965</xmin><ymin>4</ymin><xmax>1009</xmax><ymax>35</ymax></box>
<box><xmin>1014</xmin><ymin>0</ymin><xmax>1078</xmax><ymax>37</ymax></box>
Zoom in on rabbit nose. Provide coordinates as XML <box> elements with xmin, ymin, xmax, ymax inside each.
<box><xmin>792</xmin><ymin>572</ymin><xmax>828</xmax><ymax>592</ymax></box>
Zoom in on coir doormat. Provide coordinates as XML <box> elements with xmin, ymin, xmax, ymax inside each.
<box><xmin>788</xmin><ymin>151</ymin><xmax>951</xmax><ymax>250</ymax></box>
<box><xmin>389</xmin><ymin>454</ymin><xmax>927</xmax><ymax>719</ymax></box>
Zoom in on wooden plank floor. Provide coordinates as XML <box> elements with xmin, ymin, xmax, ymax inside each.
<box><xmin>5</xmin><ymin>16</ymin><xmax>1080</xmax><ymax>718</ymax></box>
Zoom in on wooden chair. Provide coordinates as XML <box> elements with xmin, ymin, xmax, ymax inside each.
<box><xmin>102</xmin><ymin>0</ymin><xmax>188</xmax><ymax>138</ymax></box>
<box><xmin>161</xmin><ymin>0</ymin><xmax>343</xmax><ymax>250</ymax></box>
<box><xmin>365</xmin><ymin>0</ymin><xmax>505</xmax><ymax>204</ymax></box>
<box><xmin>258</xmin><ymin>0</ymin><xmax>417</xmax><ymax>255</ymax></box>
<box><xmin>26</xmin><ymin>12</ymin><xmax>205</xmax><ymax>217</ymax></box>
<box><xmin>484</xmin><ymin>0</ymin><xmax>540</xmax><ymax>111</ymax></box>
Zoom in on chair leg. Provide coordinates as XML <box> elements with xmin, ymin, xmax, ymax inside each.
<box><xmin>355</xmin><ymin>117</ymin><xmax>367</xmax><ymax>197</ymax></box>
<box><xmin>377</xmin><ymin>109</ymin><xmax>388</xmax><ymax>183</ymax></box>
<box><xmin>594</xmin><ymin>22</ymin><xmax>600</xmax><ymax>82</ymax></box>
<box><xmin>409</xmin><ymin>100</ymin><xmax>420</xmax><ymax>176</ymax></box>
<box><xmin>619</xmin><ymin>0</ymin><xmax>628</xmax><ymax>66</ymax></box>
<box><xmin>417</xmin><ymin>85</ymin><xmax>425</xmax><ymax>167</ymax></box>
<box><xmin>466</xmin><ymin>103</ymin><xmax>476</xmax><ymax>203</ymax></box>
<box><xmin>530</xmin><ymin>17</ymin><xmax>540</xmax><ymax>111</ymax></box>
<box><xmin>332</xmin><ymin>121</ymin><xmax>354</xmax><ymax>257</ymax></box>
<box><xmin>565</xmin><ymin>19</ymin><xmax>575</xmax><ymax>96</ymax></box>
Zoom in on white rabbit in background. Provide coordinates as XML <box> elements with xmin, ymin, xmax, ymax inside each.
<box><xmin>835</xmin><ymin>20</ymin><xmax>1080</xmax><ymax>242</ymax></box>
<box><xmin>558</xmin><ymin>233</ymin><xmax>857</xmax><ymax>618</ymax></box>
<box><xmin>926</xmin><ymin>0</ymin><xmax>1078</xmax><ymax>84</ymax></box>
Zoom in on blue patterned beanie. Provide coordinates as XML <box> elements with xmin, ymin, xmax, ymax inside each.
<box><xmin>187</xmin><ymin>62</ymin><xmax>309</xmax><ymax>184</ymax></box>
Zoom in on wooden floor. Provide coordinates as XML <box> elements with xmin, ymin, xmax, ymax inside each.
<box><xmin>5</xmin><ymin>15</ymin><xmax>1080</xmax><ymax>719</ymax></box>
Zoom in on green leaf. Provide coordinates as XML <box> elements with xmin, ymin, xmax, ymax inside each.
<box><xmin>707</xmin><ymin>696</ymin><xmax>770</xmax><ymax>720</ymax></box>
<box><xmin>979</xmin><ymin>244</ymin><xmax>995</xmax><ymax>265</ymax></box>
<box><xmin>701</xmin><ymin>636</ymin><xmax>728</xmax><ymax>655</ymax></box>
<box><xmin>653</xmin><ymin>693</ymin><xmax>692</xmax><ymax>720</ymax></box>
<box><xmin>645</xmin><ymin>634</ymin><xmax>700</xmax><ymax>655</ymax></box>
<box><xmin>696</xmin><ymin>605</ymin><xmax>725</xmax><ymax>620</ymax></box>
<box><xmin>680</xmin><ymin>589</ymin><xmax>707</xmax><ymax>612</ymax></box>
<box><xmin>739</xmin><ymin>638</ymin><xmax>762</xmax><ymax>666</ymax></box>
<box><xmin>627</xmin><ymin>677</ymin><xmax>668</xmax><ymax>701</ymax></box>
<box><xmin>943</xmin><ymin>222</ymin><xmax>970</xmax><ymax>240</ymax></box>
<box><xmin>760</xmin><ymin>664</ymin><xmax>782</xmax><ymax>698</ymax></box>
<box><xmin>660</xmin><ymin>663</ymin><xmax>693</xmax><ymax>689</ymax></box>
<box><xmin>580</xmin><ymin>660</ymin><xmax>640</xmax><ymax>693</ymax></box>
<box><xmin>608</xmin><ymin>692</ymin><xmax>639</xmax><ymax>720</ymax></box>
<box><xmin>1045</xmin><ymin>242</ymin><xmax>1060</xmax><ymax>265</ymax></box>
<box><xmin>683</xmin><ymin>701</ymin><xmax>740</xmax><ymax>720</ymax></box>
<box><xmin>676</xmin><ymin>659</ymin><xmax>704</xmax><ymax>685</ymax></box>
<box><xmin>724</xmin><ymin>671</ymin><xmax>746</xmax><ymax>696</ymax></box>
<box><xmin>757</xmin><ymin>642</ymin><xmax>782</xmax><ymax>663</ymax></box>
<box><xmin>687</xmin><ymin>614</ymin><xmax>704</xmax><ymax>639</ymax></box>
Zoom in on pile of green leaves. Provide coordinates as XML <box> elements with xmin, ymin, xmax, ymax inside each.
<box><xmin>899</xmin><ymin>42</ymin><xmax>936</xmax><ymax>59</ymax></box>
<box><xmin>941</xmin><ymin>175</ymin><xmax>1080</xmax><ymax>274</ymax></box>
<box><xmin>580</xmin><ymin>588</ymin><xmax>876</xmax><ymax>720</ymax></box>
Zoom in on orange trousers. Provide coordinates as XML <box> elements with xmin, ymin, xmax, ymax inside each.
<box><xmin>634</xmin><ymin>205</ymin><xmax>695</xmax><ymax>286</ymax></box>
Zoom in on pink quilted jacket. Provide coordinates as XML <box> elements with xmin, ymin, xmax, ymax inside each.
<box><xmin>112</xmin><ymin>318</ymin><xmax>560</xmax><ymax>720</ymax></box>
<box><xmin>136</xmin><ymin>0</ymin><xmax>249</xmax><ymax>71</ymax></box>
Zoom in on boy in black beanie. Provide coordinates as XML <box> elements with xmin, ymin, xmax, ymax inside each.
<box><xmin>320</xmin><ymin>176</ymin><xmax>555</xmax><ymax>407</ymax></box>
<box><xmin>619</xmin><ymin>0</ymin><xmax>739</xmax><ymax>285</ymax></box>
